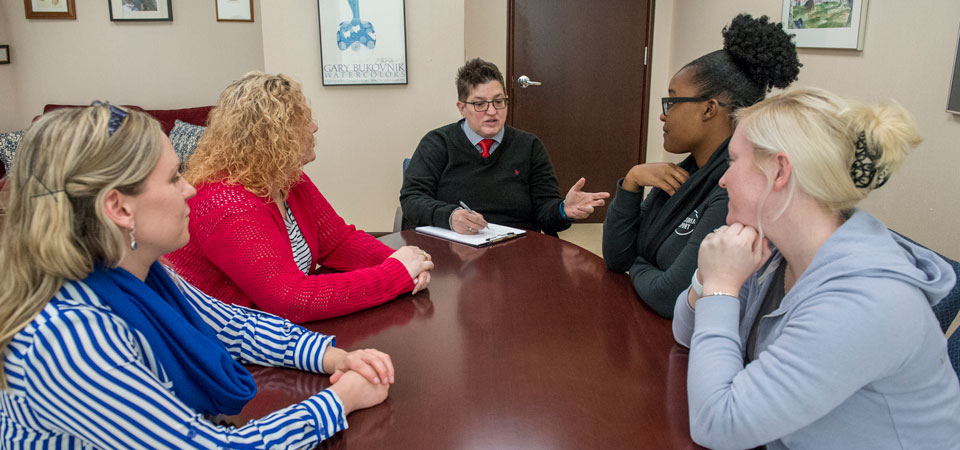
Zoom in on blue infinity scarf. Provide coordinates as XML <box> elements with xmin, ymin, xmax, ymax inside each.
<box><xmin>83</xmin><ymin>262</ymin><xmax>256</xmax><ymax>415</ymax></box>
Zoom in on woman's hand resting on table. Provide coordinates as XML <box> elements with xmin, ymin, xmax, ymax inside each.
<box><xmin>389</xmin><ymin>246</ymin><xmax>434</xmax><ymax>294</ymax></box>
<box><xmin>691</xmin><ymin>223</ymin><xmax>771</xmax><ymax>308</ymax></box>
<box><xmin>324</xmin><ymin>347</ymin><xmax>394</xmax><ymax>414</ymax></box>
<box><xmin>329</xmin><ymin>370</ymin><xmax>391</xmax><ymax>415</ymax></box>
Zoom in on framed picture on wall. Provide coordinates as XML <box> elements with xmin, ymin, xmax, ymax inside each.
<box><xmin>317</xmin><ymin>0</ymin><xmax>408</xmax><ymax>86</ymax></box>
<box><xmin>948</xmin><ymin>26</ymin><xmax>960</xmax><ymax>114</ymax></box>
<box><xmin>108</xmin><ymin>0</ymin><xmax>172</xmax><ymax>22</ymax></box>
<box><xmin>782</xmin><ymin>0</ymin><xmax>869</xmax><ymax>50</ymax></box>
<box><xmin>24</xmin><ymin>0</ymin><xmax>77</xmax><ymax>19</ymax></box>
<box><xmin>216</xmin><ymin>0</ymin><xmax>253</xmax><ymax>22</ymax></box>
<box><xmin>0</xmin><ymin>46</ymin><xmax>9</xmax><ymax>65</ymax></box>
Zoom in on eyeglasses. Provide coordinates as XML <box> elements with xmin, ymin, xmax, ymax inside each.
<box><xmin>90</xmin><ymin>101</ymin><xmax>129</xmax><ymax>136</ymax></box>
<box><xmin>661</xmin><ymin>97</ymin><xmax>728</xmax><ymax>116</ymax></box>
<box><xmin>463</xmin><ymin>97</ymin><xmax>509</xmax><ymax>112</ymax></box>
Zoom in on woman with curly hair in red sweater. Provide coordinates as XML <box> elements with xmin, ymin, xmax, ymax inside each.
<box><xmin>166</xmin><ymin>71</ymin><xmax>433</xmax><ymax>323</ymax></box>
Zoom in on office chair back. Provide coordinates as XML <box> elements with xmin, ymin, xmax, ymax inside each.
<box><xmin>393</xmin><ymin>158</ymin><xmax>412</xmax><ymax>232</ymax></box>
<box><xmin>893</xmin><ymin>231</ymin><xmax>960</xmax><ymax>380</ymax></box>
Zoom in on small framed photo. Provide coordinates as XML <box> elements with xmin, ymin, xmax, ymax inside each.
<box><xmin>317</xmin><ymin>0</ymin><xmax>408</xmax><ymax>86</ymax></box>
<box><xmin>0</xmin><ymin>46</ymin><xmax>9</xmax><ymax>65</ymax></box>
<box><xmin>782</xmin><ymin>0</ymin><xmax>869</xmax><ymax>50</ymax></box>
<box><xmin>216</xmin><ymin>0</ymin><xmax>253</xmax><ymax>22</ymax></box>
<box><xmin>108</xmin><ymin>0</ymin><xmax>172</xmax><ymax>22</ymax></box>
<box><xmin>24</xmin><ymin>0</ymin><xmax>77</xmax><ymax>19</ymax></box>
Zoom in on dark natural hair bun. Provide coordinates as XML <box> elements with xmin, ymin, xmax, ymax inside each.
<box><xmin>723</xmin><ymin>13</ymin><xmax>802</xmax><ymax>92</ymax></box>
<box><xmin>682</xmin><ymin>13</ymin><xmax>801</xmax><ymax>111</ymax></box>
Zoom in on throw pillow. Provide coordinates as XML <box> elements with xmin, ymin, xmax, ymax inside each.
<box><xmin>168</xmin><ymin>120</ymin><xmax>205</xmax><ymax>166</ymax></box>
<box><xmin>0</xmin><ymin>130</ymin><xmax>25</xmax><ymax>175</ymax></box>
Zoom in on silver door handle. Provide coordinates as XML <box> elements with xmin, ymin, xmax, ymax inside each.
<box><xmin>517</xmin><ymin>75</ymin><xmax>542</xmax><ymax>88</ymax></box>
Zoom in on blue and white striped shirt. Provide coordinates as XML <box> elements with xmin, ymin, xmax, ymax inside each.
<box><xmin>1</xmin><ymin>267</ymin><xmax>347</xmax><ymax>449</ymax></box>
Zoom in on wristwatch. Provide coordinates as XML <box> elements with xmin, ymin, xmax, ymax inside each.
<box><xmin>690</xmin><ymin>268</ymin><xmax>704</xmax><ymax>296</ymax></box>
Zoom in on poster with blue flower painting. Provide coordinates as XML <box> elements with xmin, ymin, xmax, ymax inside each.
<box><xmin>318</xmin><ymin>0</ymin><xmax>408</xmax><ymax>85</ymax></box>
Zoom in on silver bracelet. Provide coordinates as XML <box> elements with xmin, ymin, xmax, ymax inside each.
<box><xmin>690</xmin><ymin>268</ymin><xmax>704</xmax><ymax>296</ymax></box>
<box><xmin>703</xmin><ymin>292</ymin><xmax>738</xmax><ymax>298</ymax></box>
<box><xmin>448</xmin><ymin>207</ymin><xmax>463</xmax><ymax>230</ymax></box>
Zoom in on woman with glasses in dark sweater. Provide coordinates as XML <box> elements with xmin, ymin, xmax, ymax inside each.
<box><xmin>603</xmin><ymin>14</ymin><xmax>801</xmax><ymax>317</ymax></box>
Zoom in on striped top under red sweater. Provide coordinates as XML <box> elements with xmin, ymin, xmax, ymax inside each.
<box><xmin>165</xmin><ymin>173</ymin><xmax>413</xmax><ymax>323</ymax></box>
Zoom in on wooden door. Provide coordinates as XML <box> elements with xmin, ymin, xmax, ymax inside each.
<box><xmin>508</xmin><ymin>0</ymin><xmax>654</xmax><ymax>222</ymax></box>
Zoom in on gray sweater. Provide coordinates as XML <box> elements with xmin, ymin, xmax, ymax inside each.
<box><xmin>674</xmin><ymin>210</ymin><xmax>960</xmax><ymax>450</ymax></box>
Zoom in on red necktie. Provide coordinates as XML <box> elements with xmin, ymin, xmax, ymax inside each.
<box><xmin>479</xmin><ymin>139</ymin><xmax>495</xmax><ymax>158</ymax></box>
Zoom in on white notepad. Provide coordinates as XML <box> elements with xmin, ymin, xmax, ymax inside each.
<box><xmin>415</xmin><ymin>223</ymin><xmax>526</xmax><ymax>247</ymax></box>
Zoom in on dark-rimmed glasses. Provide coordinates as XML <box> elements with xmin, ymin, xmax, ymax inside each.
<box><xmin>463</xmin><ymin>97</ymin><xmax>509</xmax><ymax>112</ymax></box>
<box><xmin>661</xmin><ymin>97</ymin><xmax>728</xmax><ymax>116</ymax></box>
<box><xmin>90</xmin><ymin>101</ymin><xmax>129</xmax><ymax>136</ymax></box>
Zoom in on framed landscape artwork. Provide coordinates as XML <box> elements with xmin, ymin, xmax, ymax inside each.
<box><xmin>782</xmin><ymin>0</ymin><xmax>868</xmax><ymax>50</ymax></box>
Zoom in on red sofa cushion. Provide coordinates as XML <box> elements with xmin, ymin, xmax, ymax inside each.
<box><xmin>40</xmin><ymin>104</ymin><xmax>212</xmax><ymax>135</ymax></box>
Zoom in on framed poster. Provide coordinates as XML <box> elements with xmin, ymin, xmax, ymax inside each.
<box><xmin>317</xmin><ymin>0</ymin><xmax>408</xmax><ymax>86</ymax></box>
<box><xmin>108</xmin><ymin>0</ymin><xmax>172</xmax><ymax>22</ymax></box>
<box><xmin>782</xmin><ymin>0</ymin><xmax>868</xmax><ymax>50</ymax></box>
<box><xmin>216</xmin><ymin>0</ymin><xmax>253</xmax><ymax>22</ymax></box>
<box><xmin>949</xmin><ymin>26</ymin><xmax>960</xmax><ymax>114</ymax></box>
<box><xmin>24</xmin><ymin>0</ymin><xmax>76</xmax><ymax>19</ymax></box>
<box><xmin>0</xmin><ymin>46</ymin><xmax>9</xmax><ymax>64</ymax></box>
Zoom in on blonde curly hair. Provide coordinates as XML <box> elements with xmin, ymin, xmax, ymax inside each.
<box><xmin>185</xmin><ymin>71</ymin><xmax>313</xmax><ymax>199</ymax></box>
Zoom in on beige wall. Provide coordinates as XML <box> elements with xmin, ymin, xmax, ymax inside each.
<box><xmin>0</xmin><ymin>0</ymin><xmax>264</xmax><ymax>131</ymax></box>
<box><xmin>464</xmin><ymin>0</ymin><xmax>507</xmax><ymax>73</ymax></box>
<box><xmin>260</xmin><ymin>0</ymin><xmax>465</xmax><ymax>231</ymax></box>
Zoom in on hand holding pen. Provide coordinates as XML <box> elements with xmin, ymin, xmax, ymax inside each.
<box><xmin>450</xmin><ymin>201</ymin><xmax>488</xmax><ymax>235</ymax></box>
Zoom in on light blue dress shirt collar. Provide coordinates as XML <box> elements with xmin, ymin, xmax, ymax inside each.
<box><xmin>461</xmin><ymin>120</ymin><xmax>505</xmax><ymax>155</ymax></box>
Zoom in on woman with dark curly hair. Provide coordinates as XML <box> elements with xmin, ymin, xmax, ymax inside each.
<box><xmin>166</xmin><ymin>72</ymin><xmax>434</xmax><ymax>323</ymax></box>
<box><xmin>603</xmin><ymin>14</ymin><xmax>801</xmax><ymax>317</ymax></box>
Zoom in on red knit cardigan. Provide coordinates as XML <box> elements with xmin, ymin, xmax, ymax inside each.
<box><xmin>165</xmin><ymin>173</ymin><xmax>413</xmax><ymax>323</ymax></box>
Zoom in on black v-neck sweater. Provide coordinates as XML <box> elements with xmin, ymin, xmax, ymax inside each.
<box><xmin>400</xmin><ymin>120</ymin><xmax>570</xmax><ymax>234</ymax></box>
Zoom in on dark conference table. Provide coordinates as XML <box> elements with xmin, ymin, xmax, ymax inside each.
<box><xmin>221</xmin><ymin>230</ymin><xmax>703</xmax><ymax>449</ymax></box>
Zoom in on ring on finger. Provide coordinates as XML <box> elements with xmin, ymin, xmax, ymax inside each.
<box><xmin>467</xmin><ymin>227</ymin><xmax>474</xmax><ymax>232</ymax></box>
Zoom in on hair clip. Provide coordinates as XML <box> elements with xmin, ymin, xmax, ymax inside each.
<box><xmin>849</xmin><ymin>131</ymin><xmax>888</xmax><ymax>188</ymax></box>
<box><xmin>30</xmin><ymin>175</ymin><xmax>65</xmax><ymax>202</ymax></box>
<box><xmin>90</xmin><ymin>101</ymin><xmax>129</xmax><ymax>136</ymax></box>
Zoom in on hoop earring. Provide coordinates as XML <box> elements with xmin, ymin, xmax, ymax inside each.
<box><xmin>129</xmin><ymin>222</ymin><xmax>138</xmax><ymax>251</ymax></box>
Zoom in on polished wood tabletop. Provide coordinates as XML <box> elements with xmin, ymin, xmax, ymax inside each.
<box><xmin>221</xmin><ymin>230</ymin><xmax>703</xmax><ymax>449</ymax></box>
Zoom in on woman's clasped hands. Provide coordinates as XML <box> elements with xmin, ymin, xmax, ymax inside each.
<box><xmin>693</xmin><ymin>223</ymin><xmax>771</xmax><ymax>307</ymax></box>
<box><xmin>389</xmin><ymin>246</ymin><xmax>434</xmax><ymax>294</ymax></box>
<box><xmin>325</xmin><ymin>348</ymin><xmax>395</xmax><ymax>414</ymax></box>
